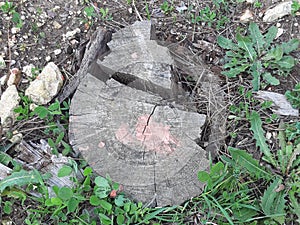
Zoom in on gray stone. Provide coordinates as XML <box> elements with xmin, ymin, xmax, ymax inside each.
<box><xmin>0</xmin><ymin>85</ymin><xmax>20</xmax><ymax>126</ymax></box>
<box><xmin>25</xmin><ymin>62</ymin><xmax>63</xmax><ymax>104</ymax></box>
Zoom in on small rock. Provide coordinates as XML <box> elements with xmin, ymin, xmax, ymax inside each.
<box><xmin>266</xmin><ymin>132</ymin><xmax>272</xmax><ymax>140</ymax></box>
<box><xmin>7</xmin><ymin>68</ymin><xmax>22</xmax><ymax>86</ymax></box>
<box><xmin>45</xmin><ymin>56</ymin><xmax>51</xmax><ymax>62</ymax></box>
<box><xmin>0</xmin><ymin>55</ymin><xmax>5</xmax><ymax>69</ymax></box>
<box><xmin>246</xmin><ymin>0</ymin><xmax>256</xmax><ymax>3</ymax></box>
<box><xmin>22</xmin><ymin>64</ymin><xmax>35</xmax><ymax>77</ymax></box>
<box><xmin>9</xmin><ymin>131</ymin><xmax>23</xmax><ymax>143</ymax></box>
<box><xmin>53</xmin><ymin>21</ymin><xmax>62</xmax><ymax>29</ymax></box>
<box><xmin>53</xmin><ymin>49</ymin><xmax>62</xmax><ymax>55</ymax></box>
<box><xmin>0</xmin><ymin>85</ymin><xmax>20</xmax><ymax>127</ymax></box>
<box><xmin>0</xmin><ymin>75</ymin><xmax>6</xmax><ymax>85</ymax></box>
<box><xmin>276</xmin><ymin>28</ymin><xmax>284</xmax><ymax>39</ymax></box>
<box><xmin>25</xmin><ymin>62</ymin><xmax>63</xmax><ymax>104</ymax></box>
<box><xmin>240</xmin><ymin>9</ymin><xmax>254</xmax><ymax>22</ymax></box>
<box><xmin>256</xmin><ymin>91</ymin><xmax>298</xmax><ymax>116</ymax></box>
<box><xmin>64</xmin><ymin>28</ymin><xmax>81</xmax><ymax>40</ymax></box>
<box><xmin>11</xmin><ymin>27</ymin><xmax>20</xmax><ymax>34</ymax></box>
<box><xmin>176</xmin><ymin>2</ymin><xmax>187</xmax><ymax>13</ymax></box>
<box><xmin>263</xmin><ymin>1</ymin><xmax>293</xmax><ymax>22</ymax></box>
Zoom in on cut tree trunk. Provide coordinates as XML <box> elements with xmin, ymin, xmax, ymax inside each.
<box><xmin>69</xmin><ymin>21</ymin><xmax>225</xmax><ymax>206</ymax></box>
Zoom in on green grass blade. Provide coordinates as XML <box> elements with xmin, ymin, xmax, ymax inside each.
<box><xmin>207</xmin><ymin>194</ymin><xmax>234</xmax><ymax>225</ymax></box>
<box><xmin>250</xmin><ymin>111</ymin><xmax>277</xmax><ymax>166</ymax></box>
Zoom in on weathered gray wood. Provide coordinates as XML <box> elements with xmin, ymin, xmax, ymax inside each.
<box><xmin>69</xmin><ymin>75</ymin><xmax>208</xmax><ymax>206</ymax></box>
<box><xmin>69</xmin><ymin>20</ymin><xmax>226</xmax><ymax>206</ymax></box>
<box><xmin>96</xmin><ymin>21</ymin><xmax>176</xmax><ymax>100</ymax></box>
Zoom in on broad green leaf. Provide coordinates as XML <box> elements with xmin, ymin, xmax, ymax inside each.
<box><xmin>250</xmin><ymin>61</ymin><xmax>261</xmax><ymax>91</ymax></box>
<box><xmin>249</xmin><ymin>22</ymin><xmax>264</xmax><ymax>55</ymax></box>
<box><xmin>262</xmin><ymin>46</ymin><xmax>283</xmax><ymax>61</ymax></box>
<box><xmin>90</xmin><ymin>195</ymin><xmax>101</xmax><ymax>206</ymax></box>
<box><xmin>33</xmin><ymin>106</ymin><xmax>48</xmax><ymax>119</ymax></box>
<box><xmin>198</xmin><ymin>171</ymin><xmax>210</xmax><ymax>182</ymax></box>
<box><xmin>229</xmin><ymin>147</ymin><xmax>272</xmax><ymax>180</ymax></box>
<box><xmin>57</xmin><ymin>165</ymin><xmax>73</xmax><ymax>177</ymax></box>
<box><xmin>67</xmin><ymin>197</ymin><xmax>79</xmax><ymax>213</ymax></box>
<box><xmin>276</xmin><ymin>56</ymin><xmax>296</xmax><ymax>69</ymax></box>
<box><xmin>217</xmin><ymin>35</ymin><xmax>238</xmax><ymax>50</ymax></box>
<box><xmin>264</xmin><ymin>26</ymin><xmax>278</xmax><ymax>49</ymax></box>
<box><xmin>58</xmin><ymin>187</ymin><xmax>73</xmax><ymax>201</ymax></box>
<box><xmin>222</xmin><ymin>65</ymin><xmax>249</xmax><ymax>78</ymax></box>
<box><xmin>261</xmin><ymin>178</ymin><xmax>286</xmax><ymax>224</ymax></box>
<box><xmin>117</xmin><ymin>214</ymin><xmax>125</xmax><ymax>225</ymax></box>
<box><xmin>0</xmin><ymin>152</ymin><xmax>12</xmax><ymax>166</ymax></box>
<box><xmin>250</xmin><ymin>111</ymin><xmax>277</xmax><ymax>166</ymax></box>
<box><xmin>50</xmin><ymin>197</ymin><xmax>62</xmax><ymax>206</ymax></box>
<box><xmin>289</xmin><ymin>190</ymin><xmax>300</xmax><ymax>221</ymax></box>
<box><xmin>95</xmin><ymin>176</ymin><xmax>110</xmax><ymax>188</ymax></box>
<box><xmin>48</xmin><ymin>100</ymin><xmax>60</xmax><ymax>111</ymax></box>
<box><xmin>262</xmin><ymin>72</ymin><xmax>280</xmax><ymax>86</ymax></box>
<box><xmin>0</xmin><ymin>169</ymin><xmax>45</xmax><ymax>192</ymax></box>
<box><xmin>236</xmin><ymin>33</ymin><xmax>257</xmax><ymax>61</ymax></box>
<box><xmin>281</xmin><ymin>39</ymin><xmax>300</xmax><ymax>54</ymax></box>
<box><xmin>99</xmin><ymin>199</ymin><xmax>112</xmax><ymax>212</ymax></box>
<box><xmin>210</xmin><ymin>161</ymin><xmax>224</xmax><ymax>176</ymax></box>
<box><xmin>115</xmin><ymin>194</ymin><xmax>126</xmax><ymax>207</ymax></box>
<box><xmin>98</xmin><ymin>213</ymin><xmax>111</xmax><ymax>223</ymax></box>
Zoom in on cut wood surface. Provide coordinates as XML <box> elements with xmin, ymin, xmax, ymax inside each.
<box><xmin>69</xmin><ymin>21</ymin><xmax>225</xmax><ymax>206</ymax></box>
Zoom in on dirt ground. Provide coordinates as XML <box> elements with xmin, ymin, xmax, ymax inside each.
<box><xmin>0</xmin><ymin>0</ymin><xmax>300</xmax><ymax>224</ymax></box>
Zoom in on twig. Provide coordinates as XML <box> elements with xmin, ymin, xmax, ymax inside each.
<box><xmin>132</xmin><ymin>0</ymin><xmax>143</xmax><ymax>21</ymax></box>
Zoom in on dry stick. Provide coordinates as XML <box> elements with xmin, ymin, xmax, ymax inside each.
<box><xmin>132</xmin><ymin>0</ymin><xmax>143</xmax><ymax>21</ymax></box>
<box><xmin>3</xmin><ymin>21</ymin><xmax>12</xmax><ymax>85</ymax></box>
<box><xmin>57</xmin><ymin>28</ymin><xmax>111</xmax><ymax>103</ymax></box>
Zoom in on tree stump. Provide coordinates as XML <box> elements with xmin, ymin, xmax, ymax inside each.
<box><xmin>69</xmin><ymin>21</ymin><xmax>224</xmax><ymax>206</ymax></box>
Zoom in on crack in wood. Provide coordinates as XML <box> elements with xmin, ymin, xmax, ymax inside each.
<box><xmin>142</xmin><ymin>105</ymin><xmax>157</xmax><ymax>161</ymax></box>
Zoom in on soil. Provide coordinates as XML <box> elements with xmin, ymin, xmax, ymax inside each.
<box><xmin>0</xmin><ymin>0</ymin><xmax>300</xmax><ymax>224</ymax></box>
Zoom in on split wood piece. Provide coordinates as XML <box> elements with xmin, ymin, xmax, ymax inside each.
<box><xmin>94</xmin><ymin>20</ymin><xmax>176</xmax><ymax>100</ymax></box>
<box><xmin>69</xmin><ymin>75</ymin><xmax>208</xmax><ymax>206</ymax></box>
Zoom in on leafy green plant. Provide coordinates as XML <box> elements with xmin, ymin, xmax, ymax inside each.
<box><xmin>83</xmin><ymin>5</ymin><xmax>112</xmax><ymax>25</ymax></box>
<box><xmin>285</xmin><ymin>83</ymin><xmax>300</xmax><ymax>109</ymax></box>
<box><xmin>0</xmin><ymin>1</ymin><xmax>23</xmax><ymax>28</ymax></box>
<box><xmin>253</xmin><ymin>0</ymin><xmax>262</xmax><ymax>8</ymax></box>
<box><xmin>217</xmin><ymin>22</ymin><xmax>299</xmax><ymax>90</ymax></box>
<box><xmin>99</xmin><ymin>7</ymin><xmax>112</xmax><ymax>20</ymax></box>
<box><xmin>14</xmin><ymin>94</ymin><xmax>34</xmax><ymax>120</ymax></box>
<box><xmin>292</xmin><ymin>0</ymin><xmax>300</xmax><ymax>15</ymax></box>
<box><xmin>160</xmin><ymin>1</ymin><xmax>174</xmax><ymax>15</ymax></box>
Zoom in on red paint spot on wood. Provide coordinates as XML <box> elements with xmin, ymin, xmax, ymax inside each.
<box><xmin>98</xmin><ymin>141</ymin><xmax>105</xmax><ymax>148</ymax></box>
<box><xmin>116</xmin><ymin>114</ymin><xmax>179</xmax><ymax>154</ymax></box>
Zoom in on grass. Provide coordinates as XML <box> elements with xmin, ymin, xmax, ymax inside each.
<box><xmin>0</xmin><ymin>0</ymin><xmax>299</xmax><ymax>224</ymax></box>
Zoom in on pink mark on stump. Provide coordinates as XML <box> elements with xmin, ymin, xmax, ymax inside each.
<box><xmin>98</xmin><ymin>141</ymin><xmax>105</xmax><ymax>148</ymax></box>
<box><xmin>116</xmin><ymin>114</ymin><xmax>179</xmax><ymax>154</ymax></box>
